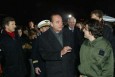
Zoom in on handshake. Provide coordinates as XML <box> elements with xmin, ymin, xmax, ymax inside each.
<box><xmin>61</xmin><ymin>46</ymin><xmax>72</xmax><ymax>57</ymax></box>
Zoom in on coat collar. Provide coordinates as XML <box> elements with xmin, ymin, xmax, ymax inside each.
<box><xmin>47</xmin><ymin>29</ymin><xmax>63</xmax><ymax>49</ymax></box>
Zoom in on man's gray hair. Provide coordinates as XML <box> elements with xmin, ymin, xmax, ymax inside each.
<box><xmin>68</xmin><ymin>17</ymin><xmax>76</xmax><ymax>22</ymax></box>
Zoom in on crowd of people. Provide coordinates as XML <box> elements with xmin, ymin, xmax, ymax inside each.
<box><xmin>0</xmin><ymin>10</ymin><xmax>115</xmax><ymax>77</ymax></box>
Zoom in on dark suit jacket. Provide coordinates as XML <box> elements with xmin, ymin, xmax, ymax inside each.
<box><xmin>38</xmin><ymin>28</ymin><xmax>75</xmax><ymax>77</ymax></box>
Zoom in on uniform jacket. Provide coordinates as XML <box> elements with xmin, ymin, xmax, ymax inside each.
<box><xmin>31</xmin><ymin>37</ymin><xmax>46</xmax><ymax>77</ymax></box>
<box><xmin>78</xmin><ymin>37</ymin><xmax>114</xmax><ymax>77</ymax></box>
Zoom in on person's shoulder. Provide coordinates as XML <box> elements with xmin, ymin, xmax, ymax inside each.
<box><xmin>98</xmin><ymin>37</ymin><xmax>112</xmax><ymax>47</ymax></box>
<box><xmin>0</xmin><ymin>32</ymin><xmax>6</xmax><ymax>41</ymax></box>
<box><xmin>104</xmin><ymin>21</ymin><xmax>112</xmax><ymax>26</ymax></box>
<box><xmin>39</xmin><ymin>29</ymin><xmax>50</xmax><ymax>38</ymax></box>
<box><xmin>104</xmin><ymin>21</ymin><xmax>113</xmax><ymax>30</ymax></box>
<box><xmin>0</xmin><ymin>34</ymin><xmax>5</xmax><ymax>45</ymax></box>
<box><xmin>63</xmin><ymin>25</ymin><xmax>69</xmax><ymax>28</ymax></box>
<box><xmin>63</xmin><ymin>26</ymin><xmax>69</xmax><ymax>30</ymax></box>
<box><xmin>100</xmin><ymin>37</ymin><xmax>113</xmax><ymax>52</ymax></box>
<box><xmin>81</xmin><ymin>39</ymin><xmax>88</xmax><ymax>45</ymax></box>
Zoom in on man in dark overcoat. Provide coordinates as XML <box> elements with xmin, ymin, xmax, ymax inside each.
<box><xmin>38</xmin><ymin>14</ymin><xmax>75</xmax><ymax>77</ymax></box>
<box><xmin>0</xmin><ymin>17</ymin><xmax>26</xmax><ymax>77</ymax></box>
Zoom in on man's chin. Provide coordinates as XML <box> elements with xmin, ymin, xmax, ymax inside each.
<box><xmin>58</xmin><ymin>29</ymin><xmax>62</xmax><ymax>32</ymax></box>
<box><xmin>12</xmin><ymin>30</ymin><xmax>15</xmax><ymax>32</ymax></box>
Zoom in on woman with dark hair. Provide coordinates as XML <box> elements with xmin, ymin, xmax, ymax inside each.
<box><xmin>78</xmin><ymin>19</ymin><xmax>114</xmax><ymax>77</ymax></box>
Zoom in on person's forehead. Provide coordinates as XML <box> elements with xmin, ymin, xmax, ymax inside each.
<box><xmin>68</xmin><ymin>20</ymin><xmax>76</xmax><ymax>22</ymax></box>
<box><xmin>8</xmin><ymin>21</ymin><xmax>15</xmax><ymax>24</ymax></box>
<box><xmin>29</xmin><ymin>21</ymin><xmax>33</xmax><ymax>23</ymax></box>
<box><xmin>41</xmin><ymin>26</ymin><xmax>49</xmax><ymax>28</ymax></box>
<box><xmin>68</xmin><ymin>18</ymin><xmax>76</xmax><ymax>22</ymax></box>
<box><xmin>53</xmin><ymin>17</ymin><xmax>62</xmax><ymax>22</ymax></box>
<box><xmin>91</xmin><ymin>13</ymin><xmax>96</xmax><ymax>16</ymax></box>
<box><xmin>53</xmin><ymin>15</ymin><xmax>62</xmax><ymax>19</ymax></box>
<box><xmin>92</xmin><ymin>13</ymin><xmax>99</xmax><ymax>18</ymax></box>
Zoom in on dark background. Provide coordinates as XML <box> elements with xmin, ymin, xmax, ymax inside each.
<box><xmin>0</xmin><ymin>0</ymin><xmax>115</xmax><ymax>25</ymax></box>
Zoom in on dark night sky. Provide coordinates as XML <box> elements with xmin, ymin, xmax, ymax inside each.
<box><xmin>0</xmin><ymin>0</ymin><xmax>115</xmax><ymax>25</ymax></box>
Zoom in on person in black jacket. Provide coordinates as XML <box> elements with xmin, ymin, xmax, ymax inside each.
<box><xmin>64</xmin><ymin>17</ymin><xmax>84</xmax><ymax>77</ymax></box>
<box><xmin>38</xmin><ymin>13</ymin><xmax>75</xmax><ymax>77</ymax></box>
<box><xmin>0</xmin><ymin>17</ymin><xmax>26</xmax><ymax>77</ymax></box>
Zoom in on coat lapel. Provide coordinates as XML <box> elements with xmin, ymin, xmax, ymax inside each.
<box><xmin>47</xmin><ymin>29</ymin><xmax>63</xmax><ymax>50</ymax></box>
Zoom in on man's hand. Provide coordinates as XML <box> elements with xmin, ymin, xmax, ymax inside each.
<box><xmin>61</xmin><ymin>46</ymin><xmax>72</xmax><ymax>57</ymax></box>
<box><xmin>35</xmin><ymin>67</ymin><xmax>41</xmax><ymax>75</ymax></box>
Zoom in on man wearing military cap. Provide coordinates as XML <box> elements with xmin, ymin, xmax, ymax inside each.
<box><xmin>37</xmin><ymin>20</ymin><xmax>50</xmax><ymax>33</ymax></box>
<box><xmin>32</xmin><ymin>20</ymin><xmax>50</xmax><ymax>77</ymax></box>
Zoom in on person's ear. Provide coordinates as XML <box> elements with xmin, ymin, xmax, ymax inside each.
<box><xmin>50</xmin><ymin>22</ymin><xmax>53</xmax><ymax>27</ymax></box>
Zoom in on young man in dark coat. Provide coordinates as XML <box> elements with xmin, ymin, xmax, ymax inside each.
<box><xmin>91</xmin><ymin>10</ymin><xmax>115</xmax><ymax>54</ymax></box>
<box><xmin>38</xmin><ymin>14</ymin><xmax>75</xmax><ymax>77</ymax></box>
<box><xmin>0</xmin><ymin>17</ymin><xmax>26</xmax><ymax>77</ymax></box>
